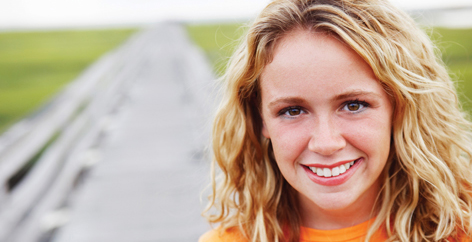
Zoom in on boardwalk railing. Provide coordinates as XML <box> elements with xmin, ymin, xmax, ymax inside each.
<box><xmin>0</xmin><ymin>26</ymin><xmax>155</xmax><ymax>242</ymax></box>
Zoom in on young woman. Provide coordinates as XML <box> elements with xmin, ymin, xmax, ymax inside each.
<box><xmin>200</xmin><ymin>0</ymin><xmax>472</xmax><ymax>241</ymax></box>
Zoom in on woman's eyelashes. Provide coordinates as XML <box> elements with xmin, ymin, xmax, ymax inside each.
<box><xmin>341</xmin><ymin>99</ymin><xmax>370</xmax><ymax>113</ymax></box>
<box><xmin>278</xmin><ymin>106</ymin><xmax>305</xmax><ymax>118</ymax></box>
<box><xmin>277</xmin><ymin>99</ymin><xmax>369</xmax><ymax>118</ymax></box>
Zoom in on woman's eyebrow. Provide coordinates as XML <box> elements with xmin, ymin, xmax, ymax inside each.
<box><xmin>333</xmin><ymin>90</ymin><xmax>380</xmax><ymax>101</ymax></box>
<box><xmin>267</xmin><ymin>90</ymin><xmax>380</xmax><ymax>108</ymax></box>
<box><xmin>268</xmin><ymin>97</ymin><xmax>306</xmax><ymax>109</ymax></box>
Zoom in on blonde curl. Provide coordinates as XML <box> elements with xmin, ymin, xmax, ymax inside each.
<box><xmin>203</xmin><ymin>0</ymin><xmax>472</xmax><ymax>241</ymax></box>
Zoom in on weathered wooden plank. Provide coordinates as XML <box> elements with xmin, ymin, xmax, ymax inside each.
<box><xmin>7</xmin><ymin>28</ymin><xmax>158</xmax><ymax>242</ymax></box>
<box><xmin>0</xmin><ymin>22</ymin><xmax>215</xmax><ymax>242</ymax></box>
<box><xmin>49</xmin><ymin>23</ymin><xmax>215</xmax><ymax>242</ymax></box>
<box><xmin>0</xmin><ymin>25</ymin><xmax>154</xmax><ymax>242</ymax></box>
<box><xmin>0</xmin><ymin>51</ymin><xmax>115</xmax><ymax>186</ymax></box>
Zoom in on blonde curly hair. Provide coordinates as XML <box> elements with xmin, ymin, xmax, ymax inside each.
<box><xmin>203</xmin><ymin>0</ymin><xmax>472</xmax><ymax>241</ymax></box>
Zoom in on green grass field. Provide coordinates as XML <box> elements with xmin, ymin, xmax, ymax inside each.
<box><xmin>186</xmin><ymin>24</ymin><xmax>472</xmax><ymax>113</ymax></box>
<box><xmin>430</xmin><ymin>28</ymin><xmax>472</xmax><ymax>111</ymax></box>
<box><xmin>186</xmin><ymin>23</ymin><xmax>249</xmax><ymax>76</ymax></box>
<box><xmin>0</xmin><ymin>28</ymin><xmax>136</xmax><ymax>132</ymax></box>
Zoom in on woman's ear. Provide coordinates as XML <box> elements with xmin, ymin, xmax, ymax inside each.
<box><xmin>262</xmin><ymin>120</ymin><xmax>270</xmax><ymax>139</ymax></box>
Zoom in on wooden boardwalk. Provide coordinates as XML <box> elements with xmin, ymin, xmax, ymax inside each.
<box><xmin>49</xmin><ymin>23</ymin><xmax>215</xmax><ymax>242</ymax></box>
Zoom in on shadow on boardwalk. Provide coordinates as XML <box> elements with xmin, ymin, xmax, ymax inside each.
<box><xmin>50</xmin><ymin>23</ymin><xmax>215</xmax><ymax>242</ymax></box>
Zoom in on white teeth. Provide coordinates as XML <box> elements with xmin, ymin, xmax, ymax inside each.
<box><xmin>323</xmin><ymin>168</ymin><xmax>332</xmax><ymax>177</ymax></box>
<box><xmin>339</xmin><ymin>165</ymin><xmax>346</xmax><ymax>174</ymax></box>
<box><xmin>309</xmin><ymin>160</ymin><xmax>357</xmax><ymax>177</ymax></box>
<box><xmin>332</xmin><ymin>167</ymin><xmax>340</xmax><ymax>176</ymax></box>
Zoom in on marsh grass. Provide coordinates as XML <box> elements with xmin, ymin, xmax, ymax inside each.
<box><xmin>430</xmin><ymin>28</ymin><xmax>472</xmax><ymax>112</ymax></box>
<box><xmin>186</xmin><ymin>23</ymin><xmax>248</xmax><ymax>76</ymax></box>
<box><xmin>0</xmin><ymin>29</ymin><xmax>135</xmax><ymax>132</ymax></box>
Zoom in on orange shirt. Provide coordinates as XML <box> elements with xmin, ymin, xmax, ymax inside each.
<box><xmin>199</xmin><ymin>218</ymin><xmax>388</xmax><ymax>242</ymax></box>
<box><xmin>199</xmin><ymin>219</ymin><xmax>472</xmax><ymax>241</ymax></box>
<box><xmin>300</xmin><ymin>218</ymin><xmax>387</xmax><ymax>242</ymax></box>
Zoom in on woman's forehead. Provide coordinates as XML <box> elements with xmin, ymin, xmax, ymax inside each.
<box><xmin>261</xmin><ymin>29</ymin><xmax>373</xmax><ymax>83</ymax></box>
<box><xmin>259</xmin><ymin>29</ymin><xmax>387</xmax><ymax>106</ymax></box>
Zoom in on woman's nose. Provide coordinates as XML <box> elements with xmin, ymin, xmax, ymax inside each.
<box><xmin>307</xmin><ymin>118</ymin><xmax>346</xmax><ymax>156</ymax></box>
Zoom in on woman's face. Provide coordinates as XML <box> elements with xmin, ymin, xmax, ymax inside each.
<box><xmin>260</xmin><ymin>29</ymin><xmax>393</xmax><ymax>229</ymax></box>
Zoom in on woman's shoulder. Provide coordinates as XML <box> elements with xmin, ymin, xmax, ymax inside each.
<box><xmin>449</xmin><ymin>229</ymin><xmax>472</xmax><ymax>242</ymax></box>
<box><xmin>199</xmin><ymin>226</ymin><xmax>248</xmax><ymax>242</ymax></box>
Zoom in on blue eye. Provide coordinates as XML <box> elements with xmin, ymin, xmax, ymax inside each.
<box><xmin>342</xmin><ymin>100</ymin><xmax>369</xmax><ymax>113</ymax></box>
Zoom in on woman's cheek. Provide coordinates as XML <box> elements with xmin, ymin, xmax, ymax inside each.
<box><xmin>342</xmin><ymin>117</ymin><xmax>391</xmax><ymax>157</ymax></box>
<box><xmin>270</xmin><ymin>122</ymin><xmax>310</xmax><ymax>163</ymax></box>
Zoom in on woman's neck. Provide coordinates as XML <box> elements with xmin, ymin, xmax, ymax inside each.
<box><xmin>297</xmin><ymin>184</ymin><xmax>380</xmax><ymax>230</ymax></box>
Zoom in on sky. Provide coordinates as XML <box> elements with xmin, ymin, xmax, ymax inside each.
<box><xmin>0</xmin><ymin>0</ymin><xmax>471</xmax><ymax>30</ymax></box>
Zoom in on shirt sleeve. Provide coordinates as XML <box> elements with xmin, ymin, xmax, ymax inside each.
<box><xmin>199</xmin><ymin>227</ymin><xmax>248</xmax><ymax>242</ymax></box>
<box><xmin>199</xmin><ymin>229</ymin><xmax>220</xmax><ymax>242</ymax></box>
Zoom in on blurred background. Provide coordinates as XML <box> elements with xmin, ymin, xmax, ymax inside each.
<box><xmin>0</xmin><ymin>0</ymin><xmax>471</xmax><ymax>133</ymax></box>
<box><xmin>0</xmin><ymin>0</ymin><xmax>470</xmax><ymax>241</ymax></box>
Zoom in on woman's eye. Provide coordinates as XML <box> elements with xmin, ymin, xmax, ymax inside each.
<box><xmin>287</xmin><ymin>108</ymin><xmax>301</xmax><ymax>116</ymax></box>
<box><xmin>347</xmin><ymin>102</ymin><xmax>361</xmax><ymax>111</ymax></box>
<box><xmin>280</xmin><ymin>107</ymin><xmax>304</xmax><ymax>117</ymax></box>
<box><xmin>342</xmin><ymin>100</ymin><xmax>369</xmax><ymax>113</ymax></box>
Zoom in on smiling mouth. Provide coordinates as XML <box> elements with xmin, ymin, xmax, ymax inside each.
<box><xmin>305</xmin><ymin>158</ymin><xmax>360</xmax><ymax>178</ymax></box>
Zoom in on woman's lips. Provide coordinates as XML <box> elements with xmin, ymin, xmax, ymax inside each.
<box><xmin>303</xmin><ymin>158</ymin><xmax>363</xmax><ymax>186</ymax></box>
<box><xmin>306</xmin><ymin>158</ymin><xmax>359</xmax><ymax>177</ymax></box>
